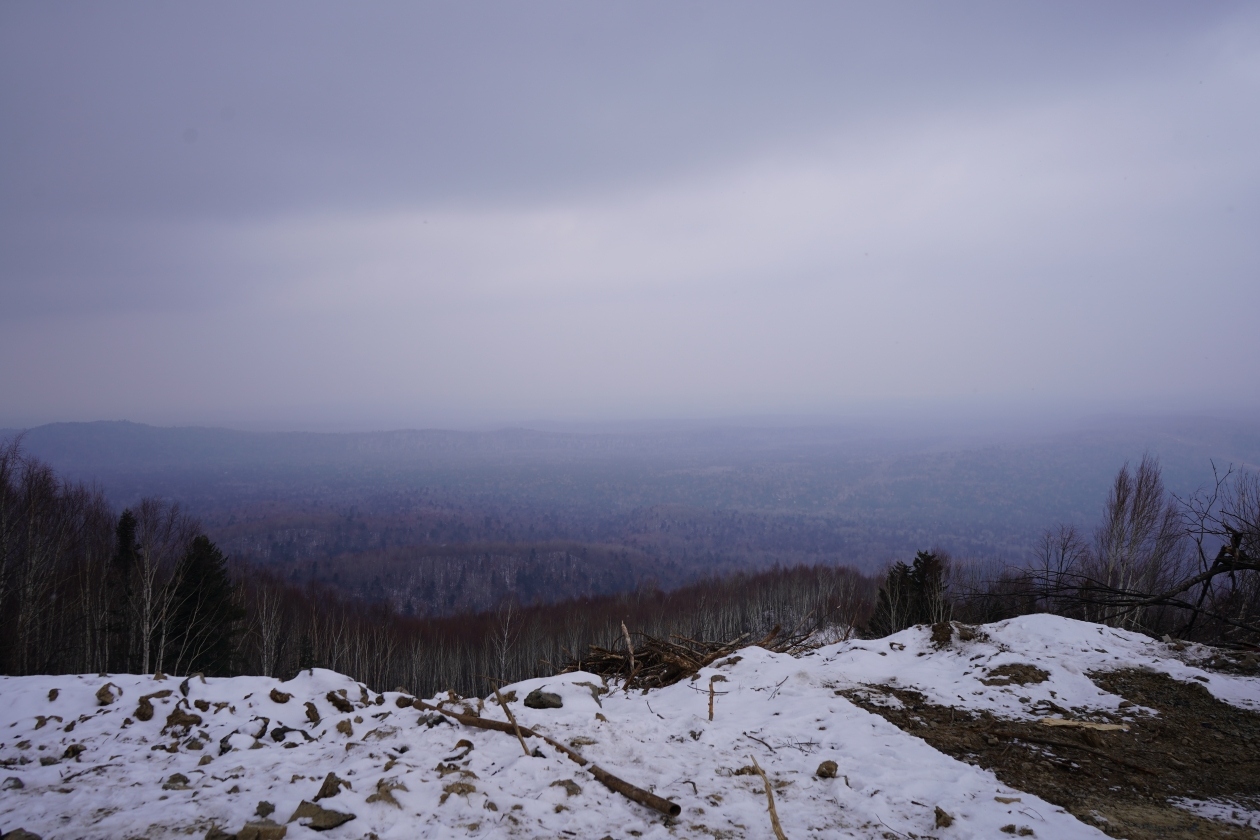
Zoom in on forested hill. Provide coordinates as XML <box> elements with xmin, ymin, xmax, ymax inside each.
<box><xmin>5</xmin><ymin>415</ymin><xmax>1258</xmax><ymax>594</ymax></box>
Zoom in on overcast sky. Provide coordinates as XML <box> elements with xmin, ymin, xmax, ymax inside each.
<box><xmin>2</xmin><ymin>2</ymin><xmax>1258</xmax><ymax>431</ymax></box>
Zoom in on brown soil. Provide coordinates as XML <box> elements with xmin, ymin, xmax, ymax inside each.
<box><xmin>841</xmin><ymin>669</ymin><xmax>1260</xmax><ymax>839</ymax></box>
<box><xmin>980</xmin><ymin>663</ymin><xmax>1051</xmax><ymax>687</ymax></box>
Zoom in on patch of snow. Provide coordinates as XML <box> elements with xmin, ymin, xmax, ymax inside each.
<box><xmin>1</xmin><ymin>615</ymin><xmax>1256</xmax><ymax>839</ymax></box>
<box><xmin>1171</xmin><ymin>797</ymin><xmax>1260</xmax><ymax>831</ymax></box>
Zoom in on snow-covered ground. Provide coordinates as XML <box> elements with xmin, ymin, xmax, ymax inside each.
<box><xmin>2</xmin><ymin>614</ymin><xmax>1257</xmax><ymax>839</ymax></box>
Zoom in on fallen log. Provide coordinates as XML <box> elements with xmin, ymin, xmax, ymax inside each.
<box><xmin>412</xmin><ymin>698</ymin><xmax>681</xmax><ymax>817</ymax></box>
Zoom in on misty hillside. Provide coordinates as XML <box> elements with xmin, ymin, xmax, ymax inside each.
<box><xmin>5</xmin><ymin>415</ymin><xmax>1257</xmax><ymax>612</ymax></box>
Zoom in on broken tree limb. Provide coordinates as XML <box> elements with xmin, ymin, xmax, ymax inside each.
<box><xmin>412</xmin><ymin>698</ymin><xmax>681</xmax><ymax>817</ymax></box>
<box><xmin>621</xmin><ymin>621</ymin><xmax>635</xmax><ymax>674</ymax></box>
<box><xmin>749</xmin><ymin>755</ymin><xmax>788</xmax><ymax>840</ymax></box>
<box><xmin>494</xmin><ymin>686</ymin><xmax>530</xmax><ymax>756</ymax></box>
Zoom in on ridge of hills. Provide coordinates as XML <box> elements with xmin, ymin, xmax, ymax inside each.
<box><xmin>4</xmin><ymin>415</ymin><xmax>1258</xmax><ymax>610</ymax></box>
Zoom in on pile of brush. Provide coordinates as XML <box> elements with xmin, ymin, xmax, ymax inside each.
<box><xmin>563</xmin><ymin>623</ymin><xmax>811</xmax><ymax>690</ymax></box>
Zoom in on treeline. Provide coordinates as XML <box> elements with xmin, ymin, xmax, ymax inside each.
<box><xmin>236</xmin><ymin>563</ymin><xmax>874</xmax><ymax>697</ymax></box>
<box><xmin>0</xmin><ymin>436</ymin><xmax>876</xmax><ymax>694</ymax></box>
<box><xmin>0</xmin><ymin>439</ymin><xmax>243</xmax><ymax>678</ymax></box>
<box><xmin>870</xmin><ymin>456</ymin><xmax>1260</xmax><ymax>647</ymax></box>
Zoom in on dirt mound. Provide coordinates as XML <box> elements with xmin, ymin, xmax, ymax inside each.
<box><xmin>980</xmin><ymin>663</ymin><xmax>1050</xmax><ymax>686</ymax></box>
<box><xmin>843</xmin><ymin>669</ymin><xmax>1260</xmax><ymax>839</ymax></box>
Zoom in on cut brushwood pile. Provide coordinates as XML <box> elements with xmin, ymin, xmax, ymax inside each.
<box><xmin>563</xmin><ymin>623</ymin><xmax>813</xmax><ymax>690</ymax></box>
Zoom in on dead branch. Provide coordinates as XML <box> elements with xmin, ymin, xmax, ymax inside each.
<box><xmin>412</xmin><ymin>698</ymin><xmax>681</xmax><ymax>817</ymax></box>
<box><xmin>749</xmin><ymin>755</ymin><xmax>788</xmax><ymax>840</ymax></box>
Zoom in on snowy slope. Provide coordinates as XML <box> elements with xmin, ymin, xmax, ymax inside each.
<box><xmin>1</xmin><ymin>615</ymin><xmax>1257</xmax><ymax>840</ymax></box>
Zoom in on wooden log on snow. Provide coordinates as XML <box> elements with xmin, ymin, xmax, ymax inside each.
<box><xmin>412</xmin><ymin>698</ymin><xmax>681</xmax><ymax>817</ymax></box>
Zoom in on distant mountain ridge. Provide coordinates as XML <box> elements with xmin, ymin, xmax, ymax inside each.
<box><xmin>5</xmin><ymin>415</ymin><xmax>1258</xmax><ymax>589</ymax></box>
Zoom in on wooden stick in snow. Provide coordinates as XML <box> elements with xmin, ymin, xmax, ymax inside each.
<box><xmin>749</xmin><ymin>755</ymin><xmax>788</xmax><ymax>840</ymax></box>
<box><xmin>492</xmin><ymin>685</ymin><xmax>530</xmax><ymax>756</ymax></box>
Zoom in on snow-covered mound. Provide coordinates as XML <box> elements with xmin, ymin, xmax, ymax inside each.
<box><xmin>1</xmin><ymin>615</ymin><xmax>1256</xmax><ymax>839</ymax></box>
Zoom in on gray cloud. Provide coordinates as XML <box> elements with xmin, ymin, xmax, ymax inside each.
<box><xmin>1</xmin><ymin>1</ymin><xmax>1258</xmax><ymax>429</ymax></box>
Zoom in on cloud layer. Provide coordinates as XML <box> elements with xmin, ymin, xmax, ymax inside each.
<box><xmin>2</xmin><ymin>2</ymin><xmax>1257</xmax><ymax>428</ymax></box>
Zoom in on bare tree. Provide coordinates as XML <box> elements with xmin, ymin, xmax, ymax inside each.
<box><xmin>129</xmin><ymin>498</ymin><xmax>199</xmax><ymax>673</ymax></box>
<box><xmin>489</xmin><ymin>598</ymin><xmax>521</xmax><ymax>680</ymax></box>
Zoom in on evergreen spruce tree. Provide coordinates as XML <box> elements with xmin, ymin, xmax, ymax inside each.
<box><xmin>868</xmin><ymin>550</ymin><xmax>950</xmax><ymax>636</ymax></box>
<box><xmin>165</xmin><ymin>536</ymin><xmax>244</xmax><ymax>676</ymax></box>
<box><xmin>106</xmin><ymin>509</ymin><xmax>139</xmax><ymax>672</ymax></box>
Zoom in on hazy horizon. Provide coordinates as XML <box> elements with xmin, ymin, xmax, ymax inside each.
<box><xmin>3</xmin><ymin>2</ymin><xmax>1259</xmax><ymax>430</ymax></box>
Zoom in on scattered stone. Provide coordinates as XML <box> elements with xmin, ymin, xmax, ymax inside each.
<box><xmin>934</xmin><ymin>806</ymin><xmax>953</xmax><ymax>828</ymax></box>
<box><xmin>204</xmin><ymin>828</ymin><xmax>234</xmax><ymax>840</ymax></box>
<box><xmin>366</xmin><ymin>778</ymin><xmax>408</xmax><ymax>808</ymax></box>
<box><xmin>2</xmin><ymin>776</ymin><xmax>24</xmax><ymax>790</ymax></box>
<box><xmin>62</xmin><ymin>744</ymin><xmax>85</xmax><ymax>760</ymax></box>
<box><xmin>194</xmin><ymin>699</ymin><xmax>211</xmax><ymax>712</ymax></box>
<box><xmin>47</xmin><ymin>689</ymin><xmax>59</xmax><ymax>702</ymax></box>
<box><xmin>930</xmin><ymin>622</ymin><xmax>953</xmax><ymax>647</ymax></box>
<box><xmin>440</xmin><ymin>782</ymin><xmax>476</xmax><ymax>804</ymax></box>
<box><xmin>335</xmin><ymin>720</ymin><xmax>353</xmax><ymax>736</ymax></box>
<box><xmin>256</xmin><ymin>801</ymin><xmax>275</xmax><ymax>818</ymax></box>
<box><xmin>3</xmin><ymin>830</ymin><xmax>43</xmax><ymax>840</ymax></box>
<box><xmin>135</xmin><ymin>689</ymin><xmax>174</xmax><ymax>722</ymax></box>
<box><xmin>304</xmin><ymin>702</ymin><xmax>320</xmax><ymax>725</ymax></box>
<box><xmin>288</xmin><ymin>800</ymin><xmax>356</xmax><ymax>831</ymax></box>
<box><xmin>199</xmin><ymin>754</ymin><xmax>214</xmax><ymax>766</ymax></box>
<box><xmin>314</xmin><ymin>772</ymin><xmax>351</xmax><ymax>800</ymax></box>
<box><xmin>237</xmin><ymin>820</ymin><xmax>287</xmax><ymax>840</ymax></box>
<box><xmin>550</xmin><ymin>779</ymin><xmax>582</xmax><ymax>797</ymax></box>
<box><xmin>39</xmin><ymin>757</ymin><xmax>59</xmax><ymax>766</ymax></box>
<box><xmin>269</xmin><ymin>688</ymin><xmax>291</xmax><ymax>704</ymax></box>
<box><xmin>816</xmin><ymin>760</ymin><xmax>838</xmax><ymax>779</ymax></box>
<box><xmin>394</xmin><ymin>695</ymin><xmax>415</xmax><ymax>708</ymax></box>
<box><xmin>325</xmin><ymin>691</ymin><xmax>354</xmax><ymax>713</ymax></box>
<box><xmin>163</xmin><ymin>773</ymin><xmax>191</xmax><ymax>790</ymax></box>
<box><xmin>164</xmin><ymin>706</ymin><xmax>203</xmax><ymax>734</ymax></box>
<box><xmin>524</xmin><ymin>689</ymin><xmax>563</xmax><ymax>709</ymax></box>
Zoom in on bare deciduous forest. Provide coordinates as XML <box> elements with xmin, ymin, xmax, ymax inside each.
<box><xmin>3</xmin><ymin>425</ymin><xmax>1257</xmax><ymax>699</ymax></box>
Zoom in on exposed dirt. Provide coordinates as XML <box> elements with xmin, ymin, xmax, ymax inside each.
<box><xmin>980</xmin><ymin>664</ymin><xmax>1051</xmax><ymax>687</ymax></box>
<box><xmin>841</xmin><ymin>669</ymin><xmax>1260</xmax><ymax>839</ymax></box>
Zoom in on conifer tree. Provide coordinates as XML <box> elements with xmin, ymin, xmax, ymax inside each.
<box><xmin>165</xmin><ymin>535</ymin><xmax>244</xmax><ymax>676</ymax></box>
